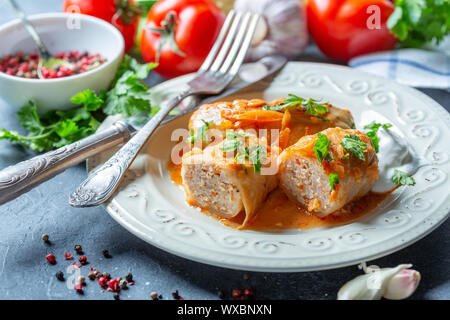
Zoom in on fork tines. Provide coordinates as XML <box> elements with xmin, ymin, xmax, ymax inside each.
<box><xmin>199</xmin><ymin>10</ymin><xmax>260</xmax><ymax>77</ymax></box>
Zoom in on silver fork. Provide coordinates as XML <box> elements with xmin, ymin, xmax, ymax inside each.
<box><xmin>69</xmin><ymin>10</ymin><xmax>260</xmax><ymax>207</ymax></box>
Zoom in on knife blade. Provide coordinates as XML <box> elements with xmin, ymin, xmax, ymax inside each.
<box><xmin>0</xmin><ymin>55</ymin><xmax>286</xmax><ymax>205</ymax></box>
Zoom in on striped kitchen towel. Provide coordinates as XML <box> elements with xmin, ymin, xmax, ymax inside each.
<box><xmin>349</xmin><ymin>49</ymin><xmax>450</xmax><ymax>90</ymax></box>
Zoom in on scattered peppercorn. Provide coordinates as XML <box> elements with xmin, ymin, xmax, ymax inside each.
<box><xmin>150</xmin><ymin>292</ymin><xmax>158</xmax><ymax>300</ymax></box>
<box><xmin>244</xmin><ymin>288</ymin><xmax>255</xmax><ymax>300</ymax></box>
<box><xmin>78</xmin><ymin>276</ymin><xmax>86</xmax><ymax>285</ymax></box>
<box><xmin>107</xmin><ymin>279</ymin><xmax>120</xmax><ymax>292</ymax></box>
<box><xmin>172</xmin><ymin>290</ymin><xmax>180</xmax><ymax>300</ymax></box>
<box><xmin>119</xmin><ymin>280</ymin><xmax>128</xmax><ymax>289</ymax></box>
<box><xmin>98</xmin><ymin>276</ymin><xmax>108</xmax><ymax>287</ymax></box>
<box><xmin>78</xmin><ymin>256</ymin><xmax>88</xmax><ymax>265</ymax></box>
<box><xmin>102</xmin><ymin>249</ymin><xmax>111</xmax><ymax>258</ymax></box>
<box><xmin>55</xmin><ymin>271</ymin><xmax>64</xmax><ymax>281</ymax></box>
<box><xmin>41</xmin><ymin>234</ymin><xmax>49</xmax><ymax>242</ymax></box>
<box><xmin>74</xmin><ymin>281</ymin><xmax>83</xmax><ymax>293</ymax></box>
<box><xmin>232</xmin><ymin>289</ymin><xmax>242</xmax><ymax>300</ymax></box>
<box><xmin>125</xmin><ymin>273</ymin><xmax>133</xmax><ymax>282</ymax></box>
<box><xmin>74</xmin><ymin>244</ymin><xmax>83</xmax><ymax>254</ymax></box>
<box><xmin>46</xmin><ymin>253</ymin><xmax>56</xmax><ymax>265</ymax></box>
<box><xmin>94</xmin><ymin>270</ymin><xmax>100</xmax><ymax>278</ymax></box>
<box><xmin>88</xmin><ymin>272</ymin><xmax>96</xmax><ymax>280</ymax></box>
<box><xmin>64</xmin><ymin>252</ymin><xmax>73</xmax><ymax>260</ymax></box>
<box><xmin>113</xmin><ymin>293</ymin><xmax>120</xmax><ymax>300</ymax></box>
<box><xmin>103</xmin><ymin>272</ymin><xmax>111</xmax><ymax>280</ymax></box>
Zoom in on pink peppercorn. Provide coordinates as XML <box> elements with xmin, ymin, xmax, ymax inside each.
<box><xmin>107</xmin><ymin>279</ymin><xmax>120</xmax><ymax>292</ymax></box>
<box><xmin>78</xmin><ymin>255</ymin><xmax>88</xmax><ymax>265</ymax></box>
<box><xmin>64</xmin><ymin>252</ymin><xmax>73</xmax><ymax>260</ymax></box>
<box><xmin>232</xmin><ymin>289</ymin><xmax>242</xmax><ymax>300</ymax></box>
<box><xmin>74</xmin><ymin>281</ymin><xmax>83</xmax><ymax>293</ymax></box>
<box><xmin>98</xmin><ymin>276</ymin><xmax>108</xmax><ymax>287</ymax></box>
<box><xmin>46</xmin><ymin>253</ymin><xmax>56</xmax><ymax>265</ymax></box>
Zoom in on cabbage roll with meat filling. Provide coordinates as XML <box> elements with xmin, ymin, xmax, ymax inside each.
<box><xmin>181</xmin><ymin>132</ymin><xmax>278</xmax><ymax>227</ymax></box>
<box><xmin>278</xmin><ymin>128</ymin><xmax>379</xmax><ymax>217</ymax></box>
<box><xmin>189</xmin><ymin>95</ymin><xmax>354</xmax><ymax>149</ymax></box>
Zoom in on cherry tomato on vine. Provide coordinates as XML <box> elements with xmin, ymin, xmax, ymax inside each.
<box><xmin>306</xmin><ymin>0</ymin><xmax>397</xmax><ymax>62</ymax></box>
<box><xmin>63</xmin><ymin>0</ymin><xmax>141</xmax><ymax>52</ymax></box>
<box><xmin>140</xmin><ymin>0</ymin><xmax>225</xmax><ymax>79</ymax></box>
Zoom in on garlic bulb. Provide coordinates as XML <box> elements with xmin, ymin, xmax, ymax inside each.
<box><xmin>233</xmin><ymin>0</ymin><xmax>308</xmax><ymax>61</ymax></box>
<box><xmin>338</xmin><ymin>263</ymin><xmax>421</xmax><ymax>300</ymax></box>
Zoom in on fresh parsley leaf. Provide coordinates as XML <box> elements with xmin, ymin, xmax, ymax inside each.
<box><xmin>247</xmin><ymin>145</ymin><xmax>266</xmax><ymax>173</ymax></box>
<box><xmin>225</xmin><ymin>130</ymin><xmax>250</xmax><ymax>140</ymax></box>
<box><xmin>340</xmin><ymin>135</ymin><xmax>368</xmax><ymax>161</ymax></box>
<box><xmin>304</xmin><ymin>98</ymin><xmax>329</xmax><ymax>121</ymax></box>
<box><xmin>262</xmin><ymin>94</ymin><xmax>329</xmax><ymax>120</ymax></box>
<box><xmin>329</xmin><ymin>173</ymin><xmax>339</xmax><ymax>191</ymax></box>
<box><xmin>314</xmin><ymin>133</ymin><xmax>332</xmax><ymax>165</ymax></box>
<box><xmin>221</xmin><ymin>139</ymin><xmax>243</xmax><ymax>153</ymax></box>
<box><xmin>365</xmin><ymin>130</ymin><xmax>380</xmax><ymax>153</ymax></box>
<box><xmin>392</xmin><ymin>169</ymin><xmax>416</xmax><ymax>186</ymax></box>
<box><xmin>70</xmin><ymin>89</ymin><xmax>103</xmax><ymax>111</ymax></box>
<box><xmin>16</xmin><ymin>101</ymin><xmax>48</xmax><ymax>135</ymax></box>
<box><xmin>364</xmin><ymin>122</ymin><xmax>392</xmax><ymax>131</ymax></box>
<box><xmin>388</xmin><ymin>0</ymin><xmax>450</xmax><ymax>47</ymax></box>
<box><xmin>363</xmin><ymin>122</ymin><xmax>392</xmax><ymax>153</ymax></box>
<box><xmin>104</xmin><ymin>69</ymin><xmax>153</xmax><ymax>118</ymax></box>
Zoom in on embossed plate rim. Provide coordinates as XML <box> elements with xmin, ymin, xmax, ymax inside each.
<box><xmin>88</xmin><ymin>62</ymin><xmax>450</xmax><ymax>272</ymax></box>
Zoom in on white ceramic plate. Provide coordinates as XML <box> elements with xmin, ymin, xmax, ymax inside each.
<box><xmin>88</xmin><ymin>62</ymin><xmax>450</xmax><ymax>272</ymax></box>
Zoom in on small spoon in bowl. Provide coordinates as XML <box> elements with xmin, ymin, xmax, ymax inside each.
<box><xmin>8</xmin><ymin>0</ymin><xmax>73</xmax><ymax>79</ymax></box>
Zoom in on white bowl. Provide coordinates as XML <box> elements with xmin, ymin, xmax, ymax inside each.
<box><xmin>0</xmin><ymin>13</ymin><xmax>124</xmax><ymax>114</ymax></box>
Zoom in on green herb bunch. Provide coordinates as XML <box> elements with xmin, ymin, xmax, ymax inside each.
<box><xmin>388</xmin><ymin>0</ymin><xmax>450</xmax><ymax>47</ymax></box>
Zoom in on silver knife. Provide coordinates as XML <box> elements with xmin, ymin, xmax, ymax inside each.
<box><xmin>0</xmin><ymin>56</ymin><xmax>286</xmax><ymax>205</ymax></box>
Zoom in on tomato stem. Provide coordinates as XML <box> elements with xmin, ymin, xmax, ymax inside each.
<box><xmin>146</xmin><ymin>11</ymin><xmax>186</xmax><ymax>62</ymax></box>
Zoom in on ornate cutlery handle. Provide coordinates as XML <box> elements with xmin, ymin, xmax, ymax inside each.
<box><xmin>69</xmin><ymin>89</ymin><xmax>194</xmax><ymax>207</ymax></box>
<box><xmin>0</xmin><ymin>121</ymin><xmax>133</xmax><ymax>205</ymax></box>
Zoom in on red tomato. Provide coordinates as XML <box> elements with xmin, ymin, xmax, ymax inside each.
<box><xmin>140</xmin><ymin>0</ymin><xmax>225</xmax><ymax>79</ymax></box>
<box><xmin>63</xmin><ymin>0</ymin><xmax>139</xmax><ymax>52</ymax></box>
<box><xmin>306</xmin><ymin>0</ymin><xmax>397</xmax><ymax>62</ymax></box>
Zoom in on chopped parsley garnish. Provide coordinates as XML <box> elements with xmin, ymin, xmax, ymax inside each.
<box><xmin>392</xmin><ymin>169</ymin><xmax>416</xmax><ymax>186</ymax></box>
<box><xmin>262</xmin><ymin>94</ymin><xmax>329</xmax><ymax>121</ymax></box>
<box><xmin>220</xmin><ymin>130</ymin><xmax>266</xmax><ymax>174</ymax></box>
<box><xmin>364</xmin><ymin>122</ymin><xmax>392</xmax><ymax>153</ymax></box>
<box><xmin>340</xmin><ymin>134</ymin><xmax>368</xmax><ymax>161</ymax></box>
<box><xmin>187</xmin><ymin>120</ymin><xmax>212</xmax><ymax>145</ymax></box>
<box><xmin>225</xmin><ymin>130</ymin><xmax>250</xmax><ymax>140</ymax></box>
<box><xmin>329</xmin><ymin>173</ymin><xmax>339</xmax><ymax>191</ymax></box>
<box><xmin>314</xmin><ymin>133</ymin><xmax>333</xmax><ymax>165</ymax></box>
<box><xmin>313</xmin><ymin>133</ymin><xmax>339</xmax><ymax>190</ymax></box>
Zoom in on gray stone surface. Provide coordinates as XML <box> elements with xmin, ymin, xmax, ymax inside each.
<box><xmin>0</xmin><ymin>0</ymin><xmax>448</xmax><ymax>300</ymax></box>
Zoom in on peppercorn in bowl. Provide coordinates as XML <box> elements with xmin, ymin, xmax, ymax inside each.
<box><xmin>0</xmin><ymin>13</ymin><xmax>124</xmax><ymax>113</ymax></box>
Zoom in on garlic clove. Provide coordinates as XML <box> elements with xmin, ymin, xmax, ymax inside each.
<box><xmin>251</xmin><ymin>17</ymin><xmax>269</xmax><ymax>46</ymax></box>
<box><xmin>338</xmin><ymin>264</ymin><xmax>413</xmax><ymax>300</ymax></box>
<box><xmin>337</xmin><ymin>273</ymin><xmax>383</xmax><ymax>300</ymax></box>
<box><xmin>384</xmin><ymin>269</ymin><xmax>421</xmax><ymax>300</ymax></box>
